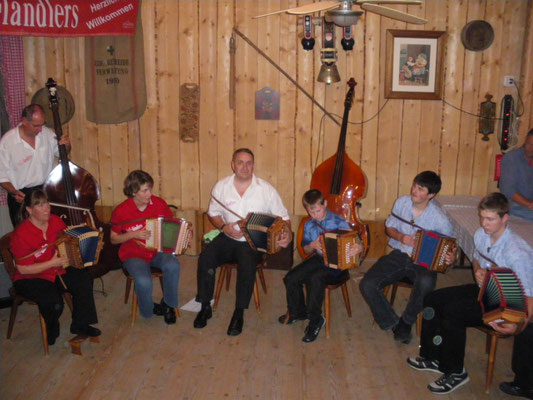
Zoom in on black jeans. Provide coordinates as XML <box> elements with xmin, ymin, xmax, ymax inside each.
<box><xmin>359</xmin><ymin>249</ymin><xmax>437</xmax><ymax>330</ymax></box>
<box><xmin>512</xmin><ymin>323</ymin><xmax>533</xmax><ymax>390</ymax></box>
<box><xmin>283</xmin><ymin>255</ymin><xmax>349</xmax><ymax>325</ymax></box>
<box><xmin>419</xmin><ymin>284</ymin><xmax>484</xmax><ymax>374</ymax></box>
<box><xmin>13</xmin><ymin>267</ymin><xmax>98</xmax><ymax>330</ymax></box>
<box><xmin>196</xmin><ymin>233</ymin><xmax>262</xmax><ymax>309</ymax></box>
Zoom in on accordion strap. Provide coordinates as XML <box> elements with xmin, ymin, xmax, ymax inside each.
<box><xmin>211</xmin><ymin>195</ymin><xmax>244</xmax><ymax>220</ymax></box>
<box><xmin>390</xmin><ymin>211</ymin><xmax>424</xmax><ymax>231</ymax></box>
<box><xmin>15</xmin><ymin>237</ymin><xmax>65</xmax><ymax>263</ymax></box>
<box><xmin>312</xmin><ymin>219</ymin><xmax>328</xmax><ymax>232</ymax></box>
<box><xmin>478</xmin><ymin>251</ymin><xmax>498</xmax><ymax>267</ymax></box>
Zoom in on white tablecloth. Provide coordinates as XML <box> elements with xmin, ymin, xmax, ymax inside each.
<box><xmin>434</xmin><ymin>195</ymin><xmax>533</xmax><ymax>261</ymax></box>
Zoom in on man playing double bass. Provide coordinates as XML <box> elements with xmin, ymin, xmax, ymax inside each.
<box><xmin>0</xmin><ymin>104</ymin><xmax>71</xmax><ymax>226</ymax></box>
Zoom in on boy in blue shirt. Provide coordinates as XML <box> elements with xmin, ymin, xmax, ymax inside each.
<box><xmin>279</xmin><ymin>189</ymin><xmax>363</xmax><ymax>343</ymax></box>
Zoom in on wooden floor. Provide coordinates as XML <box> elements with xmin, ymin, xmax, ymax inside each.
<box><xmin>0</xmin><ymin>257</ymin><xmax>517</xmax><ymax>400</ymax></box>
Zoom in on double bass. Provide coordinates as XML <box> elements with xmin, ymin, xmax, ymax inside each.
<box><xmin>297</xmin><ymin>78</ymin><xmax>369</xmax><ymax>259</ymax></box>
<box><xmin>43</xmin><ymin>78</ymin><xmax>120</xmax><ymax>278</ymax></box>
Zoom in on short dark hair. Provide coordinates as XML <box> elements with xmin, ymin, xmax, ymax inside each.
<box><xmin>413</xmin><ymin>171</ymin><xmax>442</xmax><ymax>195</ymax></box>
<box><xmin>302</xmin><ymin>189</ymin><xmax>325</xmax><ymax>208</ymax></box>
<box><xmin>21</xmin><ymin>104</ymin><xmax>44</xmax><ymax>121</ymax></box>
<box><xmin>19</xmin><ymin>188</ymin><xmax>48</xmax><ymax>221</ymax></box>
<box><xmin>123</xmin><ymin>170</ymin><xmax>154</xmax><ymax>197</ymax></box>
<box><xmin>478</xmin><ymin>192</ymin><xmax>509</xmax><ymax>217</ymax></box>
<box><xmin>232</xmin><ymin>148</ymin><xmax>254</xmax><ymax>162</ymax></box>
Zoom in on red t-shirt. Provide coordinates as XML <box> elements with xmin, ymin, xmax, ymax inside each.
<box><xmin>10</xmin><ymin>214</ymin><xmax>67</xmax><ymax>282</ymax></box>
<box><xmin>110</xmin><ymin>196</ymin><xmax>173</xmax><ymax>263</ymax></box>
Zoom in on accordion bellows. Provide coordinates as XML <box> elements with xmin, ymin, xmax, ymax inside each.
<box><xmin>145</xmin><ymin>217</ymin><xmax>192</xmax><ymax>255</ymax></box>
<box><xmin>238</xmin><ymin>212</ymin><xmax>288</xmax><ymax>254</ymax></box>
<box><xmin>411</xmin><ymin>229</ymin><xmax>456</xmax><ymax>273</ymax></box>
<box><xmin>57</xmin><ymin>224</ymin><xmax>104</xmax><ymax>268</ymax></box>
<box><xmin>478</xmin><ymin>268</ymin><xmax>527</xmax><ymax>324</ymax></box>
<box><xmin>319</xmin><ymin>229</ymin><xmax>361</xmax><ymax>270</ymax></box>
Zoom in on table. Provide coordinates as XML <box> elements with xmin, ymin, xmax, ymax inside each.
<box><xmin>434</xmin><ymin>195</ymin><xmax>533</xmax><ymax>262</ymax></box>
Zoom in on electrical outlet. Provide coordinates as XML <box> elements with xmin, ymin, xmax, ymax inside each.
<box><xmin>504</xmin><ymin>76</ymin><xmax>515</xmax><ymax>87</ymax></box>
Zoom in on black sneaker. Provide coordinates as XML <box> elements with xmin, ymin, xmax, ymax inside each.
<box><xmin>278</xmin><ymin>314</ymin><xmax>306</xmax><ymax>325</ymax></box>
<box><xmin>302</xmin><ymin>316</ymin><xmax>326</xmax><ymax>343</ymax></box>
<box><xmin>499</xmin><ymin>381</ymin><xmax>533</xmax><ymax>399</ymax></box>
<box><xmin>406</xmin><ymin>357</ymin><xmax>440</xmax><ymax>373</ymax></box>
<box><xmin>428</xmin><ymin>369</ymin><xmax>470</xmax><ymax>394</ymax></box>
<box><xmin>393</xmin><ymin>319</ymin><xmax>412</xmax><ymax>344</ymax></box>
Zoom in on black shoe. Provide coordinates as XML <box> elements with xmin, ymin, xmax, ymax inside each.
<box><xmin>193</xmin><ymin>306</ymin><xmax>212</xmax><ymax>329</ymax></box>
<box><xmin>162</xmin><ymin>301</ymin><xmax>177</xmax><ymax>325</ymax></box>
<box><xmin>500</xmin><ymin>381</ymin><xmax>533</xmax><ymax>399</ymax></box>
<box><xmin>302</xmin><ymin>316</ymin><xmax>326</xmax><ymax>343</ymax></box>
<box><xmin>70</xmin><ymin>324</ymin><xmax>102</xmax><ymax>337</ymax></box>
<box><xmin>393</xmin><ymin>319</ymin><xmax>412</xmax><ymax>344</ymax></box>
<box><xmin>227</xmin><ymin>315</ymin><xmax>244</xmax><ymax>336</ymax></box>
<box><xmin>278</xmin><ymin>314</ymin><xmax>306</xmax><ymax>325</ymax></box>
<box><xmin>153</xmin><ymin>301</ymin><xmax>166</xmax><ymax>316</ymax></box>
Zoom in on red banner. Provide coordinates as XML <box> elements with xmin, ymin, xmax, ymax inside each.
<box><xmin>0</xmin><ymin>0</ymin><xmax>139</xmax><ymax>37</ymax></box>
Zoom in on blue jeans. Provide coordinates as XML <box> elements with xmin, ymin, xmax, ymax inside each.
<box><xmin>359</xmin><ymin>249</ymin><xmax>437</xmax><ymax>330</ymax></box>
<box><xmin>124</xmin><ymin>252</ymin><xmax>181</xmax><ymax>318</ymax></box>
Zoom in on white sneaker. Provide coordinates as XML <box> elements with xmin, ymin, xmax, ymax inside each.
<box><xmin>428</xmin><ymin>369</ymin><xmax>470</xmax><ymax>394</ymax></box>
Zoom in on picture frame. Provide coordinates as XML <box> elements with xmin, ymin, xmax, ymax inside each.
<box><xmin>385</xmin><ymin>30</ymin><xmax>445</xmax><ymax>100</ymax></box>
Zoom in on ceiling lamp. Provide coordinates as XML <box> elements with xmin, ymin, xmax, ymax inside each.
<box><xmin>327</xmin><ymin>9</ymin><xmax>362</xmax><ymax>27</ymax></box>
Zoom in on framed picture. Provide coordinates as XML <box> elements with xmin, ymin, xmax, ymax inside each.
<box><xmin>385</xmin><ymin>30</ymin><xmax>445</xmax><ymax>100</ymax></box>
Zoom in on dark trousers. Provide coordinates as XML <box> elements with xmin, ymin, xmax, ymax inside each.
<box><xmin>13</xmin><ymin>267</ymin><xmax>98</xmax><ymax>331</ymax></box>
<box><xmin>512</xmin><ymin>323</ymin><xmax>533</xmax><ymax>390</ymax></box>
<box><xmin>7</xmin><ymin>185</ymin><xmax>43</xmax><ymax>226</ymax></box>
<box><xmin>196</xmin><ymin>234</ymin><xmax>262</xmax><ymax>309</ymax></box>
<box><xmin>283</xmin><ymin>255</ymin><xmax>349</xmax><ymax>325</ymax></box>
<box><xmin>359</xmin><ymin>249</ymin><xmax>437</xmax><ymax>329</ymax></box>
<box><xmin>419</xmin><ymin>284</ymin><xmax>484</xmax><ymax>374</ymax></box>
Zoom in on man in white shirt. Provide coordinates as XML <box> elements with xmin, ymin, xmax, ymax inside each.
<box><xmin>194</xmin><ymin>148</ymin><xmax>292</xmax><ymax>336</ymax></box>
<box><xmin>0</xmin><ymin>104</ymin><xmax>70</xmax><ymax>225</ymax></box>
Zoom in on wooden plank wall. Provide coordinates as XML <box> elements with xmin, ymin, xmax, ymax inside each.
<box><xmin>19</xmin><ymin>0</ymin><xmax>533</xmax><ymax>221</ymax></box>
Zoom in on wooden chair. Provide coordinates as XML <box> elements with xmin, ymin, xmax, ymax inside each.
<box><xmin>123</xmin><ymin>268</ymin><xmax>180</xmax><ymax>326</ymax></box>
<box><xmin>1</xmin><ymin>232</ymin><xmax>73</xmax><ymax>356</ymax></box>
<box><xmin>473</xmin><ymin>325</ymin><xmax>510</xmax><ymax>394</ymax></box>
<box><xmin>379</xmin><ymin>277</ymin><xmax>422</xmax><ymax>336</ymax></box>
<box><xmin>213</xmin><ymin>260</ymin><xmax>267</xmax><ymax>313</ymax></box>
<box><xmin>324</xmin><ymin>274</ymin><xmax>352</xmax><ymax>338</ymax></box>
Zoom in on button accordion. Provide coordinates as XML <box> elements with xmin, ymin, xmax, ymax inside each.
<box><xmin>145</xmin><ymin>217</ymin><xmax>192</xmax><ymax>255</ymax></box>
<box><xmin>411</xmin><ymin>230</ymin><xmax>456</xmax><ymax>273</ymax></box>
<box><xmin>478</xmin><ymin>268</ymin><xmax>527</xmax><ymax>324</ymax></box>
<box><xmin>238</xmin><ymin>212</ymin><xmax>289</xmax><ymax>254</ymax></box>
<box><xmin>319</xmin><ymin>229</ymin><xmax>361</xmax><ymax>270</ymax></box>
<box><xmin>57</xmin><ymin>224</ymin><xmax>104</xmax><ymax>268</ymax></box>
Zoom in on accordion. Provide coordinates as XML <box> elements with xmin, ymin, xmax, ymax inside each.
<box><xmin>478</xmin><ymin>268</ymin><xmax>527</xmax><ymax>324</ymax></box>
<box><xmin>57</xmin><ymin>224</ymin><xmax>104</xmax><ymax>268</ymax></box>
<box><xmin>238</xmin><ymin>212</ymin><xmax>288</xmax><ymax>254</ymax></box>
<box><xmin>144</xmin><ymin>217</ymin><xmax>192</xmax><ymax>255</ymax></box>
<box><xmin>411</xmin><ymin>230</ymin><xmax>456</xmax><ymax>273</ymax></box>
<box><xmin>319</xmin><ymin>229</ymin><xmax>361</xmax><ymax>270</ymax></box>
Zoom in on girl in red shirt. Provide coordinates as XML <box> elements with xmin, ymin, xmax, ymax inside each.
<box><xmin>110</xmin><ymin>170</ymin><xmax>181</xmax><ymax>324</ymax></box>
<box><xmin>10</xmin><ymin>189</ymin><xmax>100</xmax><ymax>346</ymax></box>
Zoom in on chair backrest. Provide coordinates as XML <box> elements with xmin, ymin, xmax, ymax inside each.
<box><xmin>0</xmin><ymin>232</ymin><xmax>16</xmax><ymax>280</ymax></box>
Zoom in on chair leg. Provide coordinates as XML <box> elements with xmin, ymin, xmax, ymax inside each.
<box><xmin>390</xmin><ymin>283</ymin><xmax>399</xmax><ymax>306</ymax></box>
<box><xmin>416</xmin><ymin>313</ymin><xmax>422</xmax><ymax>337</ymax></box>
<box><xmin>340</xmin><ymin>283</ymin><xmax>352</xmax><ymax>317</ymax></box>
<box><xmin>131</xmin><ymin>288</ymin><xmax>138</xmax><ymax>326</ymax></box>
<box><xmin>257</xmin><ymin>267</ymin><xmax>267</xmax><ymax>294</ymax></box>
<box><xmin>324</xmin><ymin>289</ymin><xmax>331</xmax><ymax>338</ymax></box>
<box><xmin>253</xmin><ymin>281</ymin><xmax>261</xmax><ymax>313</ymax></box>
<box><xmin>7</xmin><ymin>299</ymin><xmax>21</xmax><ymax>339</ymax></box>
<box><xmin>225</xmin><ymin>267</ymin><xmax>232</xmax><ymax>291</ymax></box>
<box><xmin>63</xmin><ymin>292</ymin><xmax>74</xmax><ymax>314</ymax></box>
<box><xmin>213</xmin><ymin>266</ymin><xmax>227</xmax><ymax>310</ymax></box>
<box><xmin>125</xmin><ymin>278</ymin><xmax>132</xmax><ymax>304</ymax></box>
<box><xmin>485</xmin><ymin>334</ymin><xmax>499</xmax><ymax>394</ymax></box>
<box><xmin>38</xmin><ymin>313</ymin><xmax>49</xmax><ymax>356</ymax></box>
<box><xmin>283</xmin><ymin>311</ymin><xmax>290</xmax><ymax>324</ymax></box>
<box><xmin>159</xmin><ymin>276</ymin><xmax>164</xmax><ymax>293</ymax></box>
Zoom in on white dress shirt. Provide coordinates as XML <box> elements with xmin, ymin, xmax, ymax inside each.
<box><xmin>0</xmin><ymin>124</ymin><xmax>59</xmax><ymax>189</ymax></box>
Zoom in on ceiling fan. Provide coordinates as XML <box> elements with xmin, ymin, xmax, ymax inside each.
<box><xmin>253</xmin><ymin>0</ymin><xmax>427</xmax><ymax>26</ymax></box>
